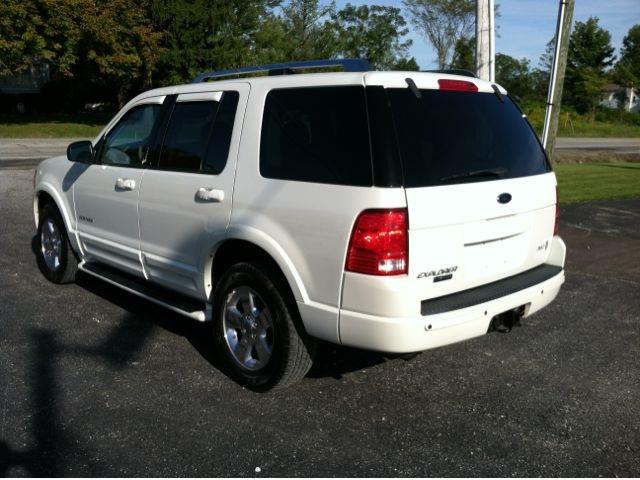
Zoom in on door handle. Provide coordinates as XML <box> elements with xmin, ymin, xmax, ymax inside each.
<box><xmin>115</xmin><ymin>178</ymin><xmax>136</xmax><ymax>191</ymax></box>
<box><xmin>196</xmin><ymin>187</ymin><xmax>224</xmax><ymax>203</ymax></box>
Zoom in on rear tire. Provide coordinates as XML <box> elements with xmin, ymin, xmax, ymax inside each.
<box><xmin>212</xmin><ymin>262</ymin><xmax>316</xmax><ymax>390</ymax></box>
<box><xmin>36</xmin><ymin>204</ymin><xmax>78</xmax><ymax>284</ymax></box>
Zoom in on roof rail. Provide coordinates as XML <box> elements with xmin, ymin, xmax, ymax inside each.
<box><xmin>423</xmin><ymin>69</ymin><xmax>478</xmax><ymax>78</ymax></box>
<box><xmin>192</xmin><ymin>58</ymin><xmax>372</xmax><ymax>83</ymax></box>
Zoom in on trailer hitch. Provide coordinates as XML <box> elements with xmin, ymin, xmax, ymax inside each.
<box><xmin>488</xmin><ymin>306</ymin><xmax>525</xmax><ymax>333</ymax></box>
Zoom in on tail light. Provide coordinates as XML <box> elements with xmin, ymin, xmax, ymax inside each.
<box><xmin>554</xmin><ymin>187</ymin><xmax>560</xmax><ymax>235</ymax></box>
<box><xmin>438</xmin><ymin>79</ymin><xmax>478</xmax><ymax>92</ymax></box>
<box><xmin>346</xmin><ymin>209</ymin><xmax>408</xmax><ymax>276</ymax></box>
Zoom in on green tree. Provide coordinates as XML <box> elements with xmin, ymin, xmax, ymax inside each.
<box><xmin>565</xmin><ymin>16</ymin><xmax>615</xmax><ymax>118</ymax></box>
<box><xmin>614</xmin><ymin>24</ymin><xmax>640</xmax><ymax>101</ymax></box>
<box><xmin>278</xmin><ymin>0</ymin><xmax>338</xmax><ymax>60</ymax></box>
<box><xmin>151</xmin><ymin>0</ymin><xmax>276</xmax><ymax>86</ymax></box>
<box><xmin>0</xmin><ymin>0</ymin><xmax>48</xmax><ymax>76</ymax></box>
<box><xmin>539</xmin><ymin>37</ymin><xmax>555</xmax><ymax>73</ymax></box>
<box><xmin>393</xmin><ymin>57</ymin><xmax>420</xmax><ymax>71</ymax></box>
<box><xmin>403</xmin><ymin>0</ymin><xmax>475</xmax><ymax>69</ymax></box>
<box><xmin>83</xmin><ymin>0</ymin><xmax>164</xmax><ymax>105</ymax></box>
<box><xmin>495</xmin><ymin>53</ymin><xmax>533</xmax><ymax>99</ymax></box>
<box><xmin>0</xmin><ymin>0</ymin><xmax>163</xmax><ymax>107</ymax></box>
<box><xmin>333</xmin><ymin>4</ymin><xmax>415</xmax><ymax>70</ymax></box>
<box><xmin>449</xmin><ymin>36</ymin><xmax>475</xmax><ymax>71</ymax></box>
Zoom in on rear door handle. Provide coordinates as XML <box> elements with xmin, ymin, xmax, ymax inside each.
<box><xmin>196</xmin><ymin>187</ymin><xmax>224</xmax><ymax>203</ymax></box>
<box><xmin>115</xmin><ymin>178</ymin><xmax>136</xmax><ymax>191</ymax></box>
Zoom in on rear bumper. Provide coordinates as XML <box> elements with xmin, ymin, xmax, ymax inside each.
<box><xmin>338</xmin><ymin>266</ymin><xmax>565</xmax><ymax>354</ymax></box>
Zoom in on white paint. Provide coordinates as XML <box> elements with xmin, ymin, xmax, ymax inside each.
<box><xmin>35</xmin><ymin>70</ymin><xmax>565</xmax><ymax>355</ymax></box>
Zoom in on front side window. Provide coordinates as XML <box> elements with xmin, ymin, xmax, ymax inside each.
<box><xmin>100</xmin><ymin>104</ymin><xmax>160</xmax><ymax>167</ymax></box>
<box><xmin>260</xmin><ymin>86</ymin><xmax>373</xmax><ymax>186</ymax></box>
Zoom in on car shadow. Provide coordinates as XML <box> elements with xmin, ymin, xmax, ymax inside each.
<box><xmin>30</xmin><ymin>231</ymin><xmax>389</xmax><ymax>386</ymax></box>
<box><xmin>10</xmin><ymin>237</ymin><xmax>389</xmax><ymax>475</ymax></box>
<box><xmin>74</xmin><ymin>271</ymin><xmax>387</xmax><ymax>383</ymax></box>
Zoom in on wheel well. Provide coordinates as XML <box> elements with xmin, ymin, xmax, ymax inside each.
<box><xmin>35</xmin><ymin>191</ymin><xmax>59</xmax><ymax>226</ymax></box>
<box><xmin>37</xmin><ymin>191</ymin><xmax>56</xmax><ymax>216</ymax></box>
<box><xmin>211</xmin><ymin>240</ymin><xmax>297</xmax><ymax>301</ymax></box>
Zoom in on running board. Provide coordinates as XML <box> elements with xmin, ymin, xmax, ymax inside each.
<box><xmin>78</xmin><ymin>262</ymin><xmax>211</xmax><ymax>322</ymax></box>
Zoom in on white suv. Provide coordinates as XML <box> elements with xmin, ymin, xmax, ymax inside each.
<box><xmin>33</xmin><ymin>59</ymin><xmax>566</xmax><ymax>389</ymax></box>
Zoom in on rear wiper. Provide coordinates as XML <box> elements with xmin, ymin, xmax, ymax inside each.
<box><xmin>440</xmin><ymin>167</ymin><xmax>507</xmax><ymax>182</ymax></box>
<box><xmin>491</xmin><ymin>84</ymin><xmax>504</xmax><ymax>103</ymax></box>
<box><xmin>405</xmin><ymin>77</ymin><xmax>422</xmax><ymax>99</ymax></box>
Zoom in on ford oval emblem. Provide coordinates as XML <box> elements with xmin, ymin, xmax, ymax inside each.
<box><xmin>497</xmin><ymin>193</ymin><xmax>512</xmax><ymax>204</ymax></box>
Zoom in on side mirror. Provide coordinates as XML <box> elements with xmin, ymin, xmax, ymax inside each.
<box><xmin>67</xmin><ymin>140</ymin><xmax>95</xmax><ymax>163</ymax></box>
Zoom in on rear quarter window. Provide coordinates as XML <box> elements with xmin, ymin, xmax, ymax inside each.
<box><xmin>387</xmin><ymin>88</ymin><xmax>550</xmax><ymax>188</ymax></box>
<box><xmin>260</xmin><ymin>86</ymin><xmax>372</xmax><ymax>186</ymax></box>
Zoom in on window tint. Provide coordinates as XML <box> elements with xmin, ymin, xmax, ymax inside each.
<box><xmin>260</xmin><ymin>86</ymin><xmax>372</xmax><ymax>186</ymax></box>
<box><xmin>203</xmin><ymin>91</ymin><xmax>239</xmax><ymax>174</ymax></box>
<box><xmin>101</xmin><ymin>104</ymin><xmax>160</xmax><ymax>167</ymax></box>
<box><xmin>387</xmin><ymin>89</ymin><xmax>550</xmax><ymax>188</ymax></box>
<box><xmin>159</xmin><ymin>100</ymin><xmax>219</xmax><ymax>171</ymax></box>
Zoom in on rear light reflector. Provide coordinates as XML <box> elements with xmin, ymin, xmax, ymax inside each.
<box><xmin>438</xmin><ymin>79</ymin><xmax>478</xmax><ymax>92</ymax></box>
<box><xmin>554</xmin><ymin>187</ymin><xmax>560</xmax><ymax>235</ymax></box>
<box><xmin>346</xmin><ymin>209</ymin><xmax>408</xmax><ymax>276</ymax></box>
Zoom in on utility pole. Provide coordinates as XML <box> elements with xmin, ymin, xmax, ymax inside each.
<box><xmin>542</xmin><ymin>0</ymin><xmax>575</xmax><ymax>161</ymax></box>
<box><xmin>476</xmin><ymin>0</ymin><xmax>495</xmax><ymax>81</ymax></box>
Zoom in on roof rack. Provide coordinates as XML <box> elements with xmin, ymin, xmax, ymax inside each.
<box><xmin>192</xmin><ymin>58</ymin><xmax>372</xmax><ymax>83</ymax></box>
<box><xmin>423</xmin><ymin>69</ymin><xmax>478</xmax><ymax>78</ymax></box>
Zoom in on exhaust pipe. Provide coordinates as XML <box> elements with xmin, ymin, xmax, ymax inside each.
<box><xmin>488</xmin><ymin>306</ymin><xmax>524</xmax><ymax>333</ymax></box>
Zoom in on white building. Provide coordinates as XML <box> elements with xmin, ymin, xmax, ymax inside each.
<box><xmin>600</xmin><ymin>84</ymin><xmax>639</xmax><ymax>113</ymax></box>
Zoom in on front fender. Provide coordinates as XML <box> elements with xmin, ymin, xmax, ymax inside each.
<box><xmin>34</xmin><ymin>182</ymin><xmax>75</xmax><ymax>230</ymax></box>
<box><xmin>34</xmin><ymin>156</ymin><xmax>83</xmax><ymax>255</ymax></box>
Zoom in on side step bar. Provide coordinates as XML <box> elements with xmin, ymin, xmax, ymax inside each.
<box><xmin>78</xmin><ymin>262</ymin><xmax>211</xmax><ymax>322</ymax></box>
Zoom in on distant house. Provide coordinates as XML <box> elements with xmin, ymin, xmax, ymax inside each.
<box><xmin>600</xmin><ymin>84</ymin><xmax>639</xmax><ymax>113</ymax></box>
<box><xmin>0</xmin><ymin>62</ymin><xmax>50</xmax><ymax>113</ymax></box>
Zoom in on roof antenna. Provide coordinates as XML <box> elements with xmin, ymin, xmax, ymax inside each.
<box><xmin>405</xmin><ymin>78</ymin><xmax>422</xmax><ymax>99</ymax></box>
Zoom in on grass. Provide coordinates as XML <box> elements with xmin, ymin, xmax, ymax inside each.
<box><xmin>0</xmin><ymin>113</ymin><xmax>110</xmax><ymax>138</ymax></box>
<box><xmin>555</xmin><ymin>162</ymin><xmax>640</xmax><ymax>203</ymax></box>
<box><xmin>525</xmin><ymin>106</ymin><xmax>640</xmax><ymax>138</ymax></box>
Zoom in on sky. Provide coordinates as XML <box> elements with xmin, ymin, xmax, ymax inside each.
<box><xmin>334</xmin><ymin>0</ymin><xmax>640</xmax><ymax>69</ymax></box>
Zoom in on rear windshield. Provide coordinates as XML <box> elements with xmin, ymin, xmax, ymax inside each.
<box><xmin>387</xmin><ymin>89</ymin><xmax>550</xmax><ymax>188</ymax></box>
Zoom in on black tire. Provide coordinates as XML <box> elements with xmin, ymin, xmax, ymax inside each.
<box><xmin>36</xmin><ymin>204</ymin><xmax>78</xmax><ymax>284</ymax></box>
<box><xmin>212</xmin><ymin>262</ymin><xmax>316</xmax><ymax>390</ymax></box>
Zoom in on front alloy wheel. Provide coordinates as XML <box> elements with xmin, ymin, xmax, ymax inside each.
<box><xmin>40</xmin><ymin>218</ymin><xmax>63</xmax><ymax>272</ymax></box>
<box><xmin>36</xmin><ymin>204</ymin><xmax>78</xmax><ymax>284</ymax></box>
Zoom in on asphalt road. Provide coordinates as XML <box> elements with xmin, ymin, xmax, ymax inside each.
<box><xmin>1</xmin><ymin>168</ymin><xmax>639</xmax><ymax>476</ymax></box>
<box><xmin>0</xmin><ymin>139</ymin><xmax>85</xmax><ymax>166</ymax></box>
<box><xmin>1</xmin><ymin>137</ymin><xmax>639</xmax><ymax>166</ymax></box>
<box><xmin>554</xmin><ymin>137</ymin><xmax>640</xmax><ymax>153</ymax></box>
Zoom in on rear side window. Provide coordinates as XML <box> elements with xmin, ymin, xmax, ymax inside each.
<box><xmin>157</xmin><ymin>91</ymin><xmax>239</xmax><ymax>173</ymax></box>
<box><xmin>387</xmin><ymin>89</ymin><xmax>550</xmax><ymax>188</ymax></box>
<box><xmin>260</xmin><ymin>86</ymin><xmax>372</xmax><ymax>186</ymax></box>
<box><xmin>203</xmin><ymin>91</ymin><xmax>239</xmax><ymax>174</ymax></box>
<box><xmin>159</xmin><ymin>100</ymin><xmax>219</xmax><ymax>172</ymax></box>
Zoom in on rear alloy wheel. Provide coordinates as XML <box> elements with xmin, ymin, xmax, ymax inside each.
<box><xmin>213</xmin><ymin>262</ymin><xmax>315</xmax><ymax>390</ymax></box>
<box><xmin>222</xmin><ymin>286</ymin><xmax>275</xmax><ymax>371</ymax></box>
<box><xmin>36</xmin><ymin>204</ymin><xmax>78</xmax><ymax>284</ymax></box>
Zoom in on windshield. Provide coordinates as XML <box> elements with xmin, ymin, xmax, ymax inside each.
<box><xmin>386</xmin><ymin>88</ymin><xmax>550</xmax><ymax>188</ymax></box>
